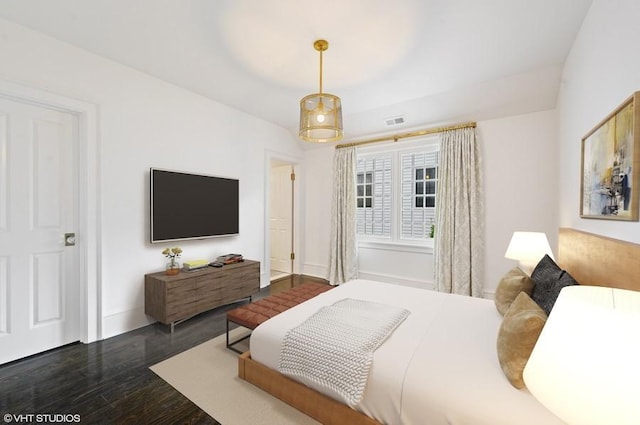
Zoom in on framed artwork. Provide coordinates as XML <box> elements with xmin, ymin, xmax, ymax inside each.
<box><xmin>581</xmin><ymin>92</ymin><xmax>640</xmax><ymax>220</ymax></box>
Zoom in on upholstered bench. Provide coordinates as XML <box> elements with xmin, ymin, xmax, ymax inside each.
<box><xmin>226</xmin><ymin>282</ymin><xmax>332</xmax><ymax>353</ymax></box>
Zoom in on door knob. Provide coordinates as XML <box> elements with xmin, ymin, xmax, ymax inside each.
<box><xmin>65</xmin><ymin>233</ymin><xmax>76</xmax><ymax>246</ymax></box>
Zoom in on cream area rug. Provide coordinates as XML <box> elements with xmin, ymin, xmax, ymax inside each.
<box><xmin>150</xmin><ymin>330</ymin><xmax>319</xmax><ymax>425</ymax></box>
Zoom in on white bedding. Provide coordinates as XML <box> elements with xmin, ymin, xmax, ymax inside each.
<box><xmin>250</xmin><ymin>279</ymin><xmax>565</xmax><ymax>425</ymax></box>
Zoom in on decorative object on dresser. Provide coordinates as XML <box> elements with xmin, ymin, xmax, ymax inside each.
<box><xmin>580</xmin><ymin>91</ymin><xmax>640</xmax><ymax>220</ymax></box>
<box><xmin>145</xmin><ymin>259</ymin><xmax>259</xmax><ymax>332</ymax></box>
<box><xmin>162</xmin><ymin>246</ymin><xmax>182</xmax><ymax>275</ymax></box>
<box><xmin>216</xmin><ymin>253</ymin><xmax>244</xmax><ymax>265</ymax></box>
<box><xmin>182</xmin><ymin>259</ymin><xmax>209</xmax><ymax>271</ymax></box>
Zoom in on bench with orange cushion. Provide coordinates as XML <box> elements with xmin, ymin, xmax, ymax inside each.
<box><xmin>226</xmin><ymin>282</ymin><xmax>332</xmax><ymax>353</ymax></box>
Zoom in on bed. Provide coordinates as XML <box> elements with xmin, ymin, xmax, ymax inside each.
<box><xmin>238</xmin><ymin>228</ymin><xmax>640</xmax><ymax>425</ymax></box>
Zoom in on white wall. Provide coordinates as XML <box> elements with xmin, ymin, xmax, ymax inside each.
<box><xmin>301</xmin><ymin>147</ymin><xmax>334</xmax><ymax>278</ymax></box>
<box><xmin>481</xmin><ymin>110</ymin><xmax>558</xmax><ymax>295</ymax></box>
<box><xmin>0</xmin><ymin>18</ymin><xmax>302</xmax><ymax>339</ymax></box>
<box><xmin>557</xmin><ymin>0</ymin><xmax>640</xmax><ymax>243</ymax></box>
<box><xmin>302</xmin><ymin>110</ymin><xmax>558</xmax><ymax>297</ymax></box>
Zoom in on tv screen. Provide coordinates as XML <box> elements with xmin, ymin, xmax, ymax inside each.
<box><xmin>150</xmin><ymin>168</ymin><xmax>239</xmax><ymax>243</ymax></box>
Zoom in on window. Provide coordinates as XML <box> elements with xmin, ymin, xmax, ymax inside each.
<box><xmin>356</xmin><ymin>154</ymin><xmax>392</xmax><ymax>237</ymax></box>
<box><xmin>401</xmin><ymin>151</ymin><xmax>438</xmax><ymax>241</ymax></box>
<box><xmin>356</xmin><ymin>171</ymin><xmax>373</xmax><ymax>208</ymax></box>
<box><xmin>414</xmin><ymin>167</ymin><xmax>437</xmax><ymax>208</ymax></box>
<box><xmin>356</xmin><ymin>139</ymin><xmax>439</xmax><ymax>245</ymax></box>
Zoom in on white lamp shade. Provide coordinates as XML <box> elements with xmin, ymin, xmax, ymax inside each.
<box><xmin>504</xmin><ymin>231</ymin><xmax>554</xmax><ymax>271</ymax></box>
<box><xmin>523</xmin><ymin>286</ymin><xmax>640</xmax><ymax>425</ymax></box>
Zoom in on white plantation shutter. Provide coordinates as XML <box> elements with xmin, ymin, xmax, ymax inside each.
<box><xmin>355</xmin><ymin>139</ymin><xmax>439</xmax><ymax>244</ymax></box>
<box><xmin>401</xmin><ymin>151</ymin><xmax>438</xmax><ymax>240</ymax></box>
<box><xmin>356</xmin><ymin>154</ymin><xmax>392</xmax><ymax>237</ymax></box>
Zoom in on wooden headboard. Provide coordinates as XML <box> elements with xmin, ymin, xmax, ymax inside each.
<box><xmin>558</xmin><ymin>227</ymin><xmax>640</xmax><ymax>291</ymax></box>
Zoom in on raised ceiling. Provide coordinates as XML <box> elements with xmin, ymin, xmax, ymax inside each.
<box><xmin>0</xmin><ymin>0</ymin><xmax>593</xmax><ymax>143</ymax></box>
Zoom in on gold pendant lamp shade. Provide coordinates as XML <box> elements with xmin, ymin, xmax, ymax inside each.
<box><xmin>299</xmin><ymin>40</ymin><xmax>343</xmax><ymax>143</ymax></box>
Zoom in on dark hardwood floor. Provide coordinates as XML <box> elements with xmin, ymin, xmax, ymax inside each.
<box><xmin>0</xmin><ymin>274</ymin><xmax>323</xmax><ymax>425</ymax></box>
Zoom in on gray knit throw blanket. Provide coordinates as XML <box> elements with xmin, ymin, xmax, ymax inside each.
<box><xmin>279</xmin><ymin>298</ymin><xmax>410</xmax><ymax>407</ymax></box>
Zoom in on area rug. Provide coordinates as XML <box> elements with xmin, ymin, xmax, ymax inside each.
<box><xmin>150</xmin><ymin>329</ymin><xmax>319</xmax><ymax>425</ymax></box>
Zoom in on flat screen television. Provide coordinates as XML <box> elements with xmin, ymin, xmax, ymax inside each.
<box><xmin>150</xmin><ymin>168</ymin><xmax>239</xmax><ymax>243</ymax></box>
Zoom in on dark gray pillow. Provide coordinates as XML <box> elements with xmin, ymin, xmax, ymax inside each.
<box><xmin>530</xmin><ymin>255</ymin><xmax>578</xmax><ymax>315</ymax></box>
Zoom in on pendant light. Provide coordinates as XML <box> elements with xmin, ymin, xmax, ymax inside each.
<box><xmin>299</xmin><ymin>39</ymin><xmax>343</xmax><ymax>143</ymax></box>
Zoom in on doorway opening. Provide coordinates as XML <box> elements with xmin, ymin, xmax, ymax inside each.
<box><xmin>269</xmin><ymin>159</ymin><xmax>295</xmax><ymax>283</ymax></box>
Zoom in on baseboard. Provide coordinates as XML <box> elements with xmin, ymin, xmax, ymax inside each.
<box><xmin>302</xmin><ymin>262</ymin><xmax>328</xmax><ymax>280</ymax></box>
<box><xmin>302</xmin><ymin>264</ymin><xmax>433</xmax><ymax>289</ymax></box>
<box><xmin>260</xmin><ymin>271</ymin><xmax>271</xmax><ymax>288</ymax></box>
<box><xmin>298</xmin><ymin>274</ymin><xmax>330</xmax><ymax>284</ymax></box>
<box><xmin>268</xmin><ymin>274</ymin><xmax>330</xmax><ymax>286</ymax></box>
<box><xmin>101</xmin><ymin>306</ymin><xmax>155</xmax><ymax>339</ymax></box>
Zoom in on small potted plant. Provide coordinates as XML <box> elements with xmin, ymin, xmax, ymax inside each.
<box><xmin>162</xmin><ymin>247</ymin><xmax>182</xmax><ymax>275</ymax></box>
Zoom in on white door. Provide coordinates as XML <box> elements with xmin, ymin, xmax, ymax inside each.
<box><xmin>270</xmin><ymin>164</ymin><xmax>293</xmax><ymax>274</ymax></box>
<box><xmin>0</xmin><ymin>97</ymin><xmax>80</xmax><ymax>364</ymax></box>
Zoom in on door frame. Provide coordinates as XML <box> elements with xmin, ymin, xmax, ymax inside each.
<box><xmin>0</xmin><ymin>79</ymin><xmax>101</xmax><ymax>343</ymax></box>
<box><xmin>263</xmin><ymin>150</ymin><xmax>302</xmax><ymax>286</ymax></box>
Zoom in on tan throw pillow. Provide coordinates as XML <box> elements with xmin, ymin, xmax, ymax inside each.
<box><xmin>497</xmin><ymin>292</ymin><xmax>547</xmax><ymax>389</ymax></box>
<box><xmin>494</xmin><ymin>267</ymin><xmax>535</xmax><ymax>316</ymax></box>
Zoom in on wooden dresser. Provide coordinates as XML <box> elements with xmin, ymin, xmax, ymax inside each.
<box><xmin>144</xmin><ymin>259</ymin><xmax>260</xmax><ymax>331</ymax></box>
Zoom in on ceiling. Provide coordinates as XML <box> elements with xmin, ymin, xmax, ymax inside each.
<box><xmin>0</xmin><ymin>0</ymin><xmax>593</xmax><ymax>145</ymax></box>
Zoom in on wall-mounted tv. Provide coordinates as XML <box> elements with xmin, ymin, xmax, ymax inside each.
<box><xmin>150</xmin><ymin>168</ymin><xmax>239</xmax><ymax>243</ymax></box>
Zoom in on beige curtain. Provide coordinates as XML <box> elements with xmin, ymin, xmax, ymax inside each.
<box><xmin>435</xmin><ymin>128</ymin><xmax>484</xmax><ymax>296</ymax></box>
<box><xmin>328</xmin><ymin>146</ymin><xmax>358</xmax><ymax>285</ymax></box>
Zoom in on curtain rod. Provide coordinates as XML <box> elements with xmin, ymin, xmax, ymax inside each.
<box><xmin>335</xmin><ymin>121</ymin><xmax>477</xmax><ymax>149</ymax></box>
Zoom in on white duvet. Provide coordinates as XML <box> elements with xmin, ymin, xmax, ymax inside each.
<box><xmin>250</xmin><ymin>279</ymin><xmax>565</xmax><ymax>425</ymax></box>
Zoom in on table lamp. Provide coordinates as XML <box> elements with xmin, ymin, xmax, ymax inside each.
<box><xmin>523</xmin><ymin>285</ymin><xmax>640</xmax><ymax>425</ymax></box>
<box><xmin>504</xmin><ymin>231</ymin><xmax>554</xmax><ymax>274</ymax></box>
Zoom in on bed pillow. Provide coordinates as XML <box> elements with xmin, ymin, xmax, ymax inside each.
<box><xmin>530</xmin><ymin>255</ymin><xmax>579</xmax><ymax>315</ymax></box>
<box><xmin>494</xmin><ymin>268</ymin><xmax>535</xmax><ymax>316</ymax></box>
<box><xmin>497</xmin><ymin>292</ymin><xmax>547</xmax><ymax>389</ymax></box>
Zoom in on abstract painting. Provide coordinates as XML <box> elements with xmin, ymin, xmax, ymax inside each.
<box><xmin>581</xmin><ymin>92</ymin><xmax>640</xmax><ymax>220</ymax></box>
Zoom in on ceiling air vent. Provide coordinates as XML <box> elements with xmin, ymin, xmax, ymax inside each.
<box><xmin>385</xmin><ymin>116</ymin><xmax>405</xmax><ymax>127</ymax></box>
